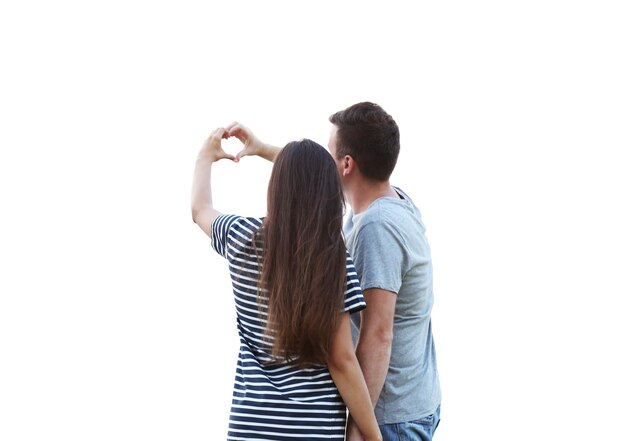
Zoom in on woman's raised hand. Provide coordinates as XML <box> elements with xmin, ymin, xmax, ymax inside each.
<box><xmin>225</xmin><ymin>121</ymin><xmax>265</xmax><ymax>161</ymax></box>
<box><xmin>199</xmin><ymin>127</ymin><xmax>236</xmax><ymax>162</ymax></box>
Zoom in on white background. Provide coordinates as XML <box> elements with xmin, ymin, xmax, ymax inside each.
<box><xmin>1</xmin><ymin>1</ymin><xmax>625</xmax><ymax>440</ymax></box>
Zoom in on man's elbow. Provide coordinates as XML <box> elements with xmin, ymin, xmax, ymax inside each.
<box><xmin>362</xmin><ymin>327</ymin><xmax>393</xmax><ymax>348</ymax></box>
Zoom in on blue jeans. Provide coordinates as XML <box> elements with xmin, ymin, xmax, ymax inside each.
<box><xmin>379</xmin><ymin>406</ymin><xmax>441</xmax><ymax>441</ymax></box>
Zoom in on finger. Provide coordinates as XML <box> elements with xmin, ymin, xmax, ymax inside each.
<box><xmin>214</xmin><ymin>150</ymin><xmax>236</xmax><ymax>162</ymax></box>
<box><xmin>214</xmin><ymin>127</ymin><xmax>226</xmax><ymax>139</ymax></box>
<box><xmin>224</xmin><ymin>121</ymin><xmax>239</xmax><ymax>132</ymax></box>
<box><xmin>208</xmin><ymin>128</ymin><xmax>222</xmax><ymax>143</ymax></box>
<box><xmin>228</xmin><ymin>124</ymin><xmax>250</xmax><ymax>142</ymax></box>
<box><xmin>235</xmin><ymin>148</ymin><xmax>248</xmax><ymax>161</ymax></box>
<box><xmin>227</xmin><ymin>125</ymin><xmax>244</xmax><ymax>140</ymax></box>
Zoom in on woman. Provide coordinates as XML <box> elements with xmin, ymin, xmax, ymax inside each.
<box><xmin>191</xmin><ymin>125</ymin><xmax>381</xmax><ymax>441</ymax></box>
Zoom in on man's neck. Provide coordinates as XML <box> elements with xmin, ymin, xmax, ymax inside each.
<box><xmin>347</xmin><ymin>180</ymin><xmax>398</xmax><ymax>214</ymax></box>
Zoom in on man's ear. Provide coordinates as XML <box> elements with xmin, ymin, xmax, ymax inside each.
<box><xmin>342</xmin><ymin>155</ymin><xmax>356</xmax><ymax>177</ymax></box>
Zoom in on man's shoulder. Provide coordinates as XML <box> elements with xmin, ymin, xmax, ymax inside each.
<box><xmin>392</xmin><ymin>186</ymin><xmax>413</xmax><ymax>202</ymax></box>
<box><xmin>364</xmin><ymin>192</ymin><xmax>419</xmax><ymax>226</ymax></box>
<box><xmin>351</xmin><ymin>203</ymin><xmax>395</xmax><ymax>237</ymax></box>
<box><xmin>351</xmin><ymin>204</ymin><xmax>405</xmax><ymax>246</ymax></box>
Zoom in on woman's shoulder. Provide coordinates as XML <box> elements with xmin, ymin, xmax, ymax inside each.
<box><xmin>232</xmin><ymin>215</ymin><xmax>264</xmax><ymax>229</ymax></box>
<box><xmin>213</xmin><ymin>214</ymin><xmax>264</xmax><ymax>246</ymax></box>
<box><xmin>216</xmin><ymin>214</ymin><xmax>263</xmax><ymax>231</ymax></box>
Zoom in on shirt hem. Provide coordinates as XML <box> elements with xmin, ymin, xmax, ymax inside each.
<box><xmin>377</xmin><ymin>402</ymin><xmax>441</xmax><ymax>425</ymax></box>
<box><xmin>360</xmin><ymin>283</ymin><xmax>399</xmax><ymax>295</ymax></box>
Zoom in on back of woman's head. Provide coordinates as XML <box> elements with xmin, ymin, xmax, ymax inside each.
<box><xmin>260</xmin><ymin>139</ymin><xmax>346</xmax><ymax>366</ymax></box>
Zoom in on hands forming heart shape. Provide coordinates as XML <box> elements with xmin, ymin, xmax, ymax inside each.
<box><xmin>202</xmin><ymin>122</ymin><xmax>264</xmax><ymax>163</ymax></box>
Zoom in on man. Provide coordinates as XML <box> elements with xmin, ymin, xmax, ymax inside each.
<box><xmin>226</xmin><ymin>102</ymin><xmax>441</xmax><ymax>441</ymax></box>
<box><xmin>328</xmin><ymin>102</ymin><xmax>440</xmax><ymax>441</ymax></box>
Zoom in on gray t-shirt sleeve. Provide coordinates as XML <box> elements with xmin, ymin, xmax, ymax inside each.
<box><xmin>352</xmin><ymin>221</ymin><xmax>405</xmax><ymax>294</ymax></box>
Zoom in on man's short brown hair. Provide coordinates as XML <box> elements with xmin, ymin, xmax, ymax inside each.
<box><xmin>329</xmin><ymin>102</ymin><xmax>400</xmax><ymax>181</ymax></box>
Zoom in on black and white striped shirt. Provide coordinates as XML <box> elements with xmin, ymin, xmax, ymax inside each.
<box><xmin>211</xmin><ymin>214</ymin><xmax>366</xmax><ymax>440</ymax></box>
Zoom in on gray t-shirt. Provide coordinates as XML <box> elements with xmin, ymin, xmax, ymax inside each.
<box><xmin>344</xmin><ymin>187</ymin><xmax>441</xmax><ymax>424</ymax></box>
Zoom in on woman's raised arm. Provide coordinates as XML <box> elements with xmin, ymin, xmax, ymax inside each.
<box><xmin>191</xmin><ymin>127</ymin><xmax>235</xmax><ymax>238</ymax></box>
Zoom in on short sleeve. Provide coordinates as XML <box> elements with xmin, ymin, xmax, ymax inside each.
<box><xmin>211</xmin><ymin>214</ymin><xmax>243</xmax><ymax>258</ymax></box>
<box><xmin>343</xmin><ymin>251</ymin><xmax>366</xmax><ymax>313</ymax></box>
<box><xmin>352</xmin><ymin>221</ymin><xmax>404</xmax><ymax>294</ymax></box>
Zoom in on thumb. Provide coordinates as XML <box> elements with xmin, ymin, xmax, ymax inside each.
<box><xmin>235</xmin><ymin>148</ymin><xmax>248</xmax><ymax>162</ymax></box>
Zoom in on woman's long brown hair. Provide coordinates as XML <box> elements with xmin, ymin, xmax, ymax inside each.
<box><xmin>259</xmin><ymin>139</ymin><xmax>346</xmax><ymax>367</ymax></box>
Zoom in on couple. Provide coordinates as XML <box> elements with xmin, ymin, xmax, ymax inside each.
<box><xmin>191</xmin><ymin>102</ymin><xmax>441</xmax><ymax>441</ymax></box>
